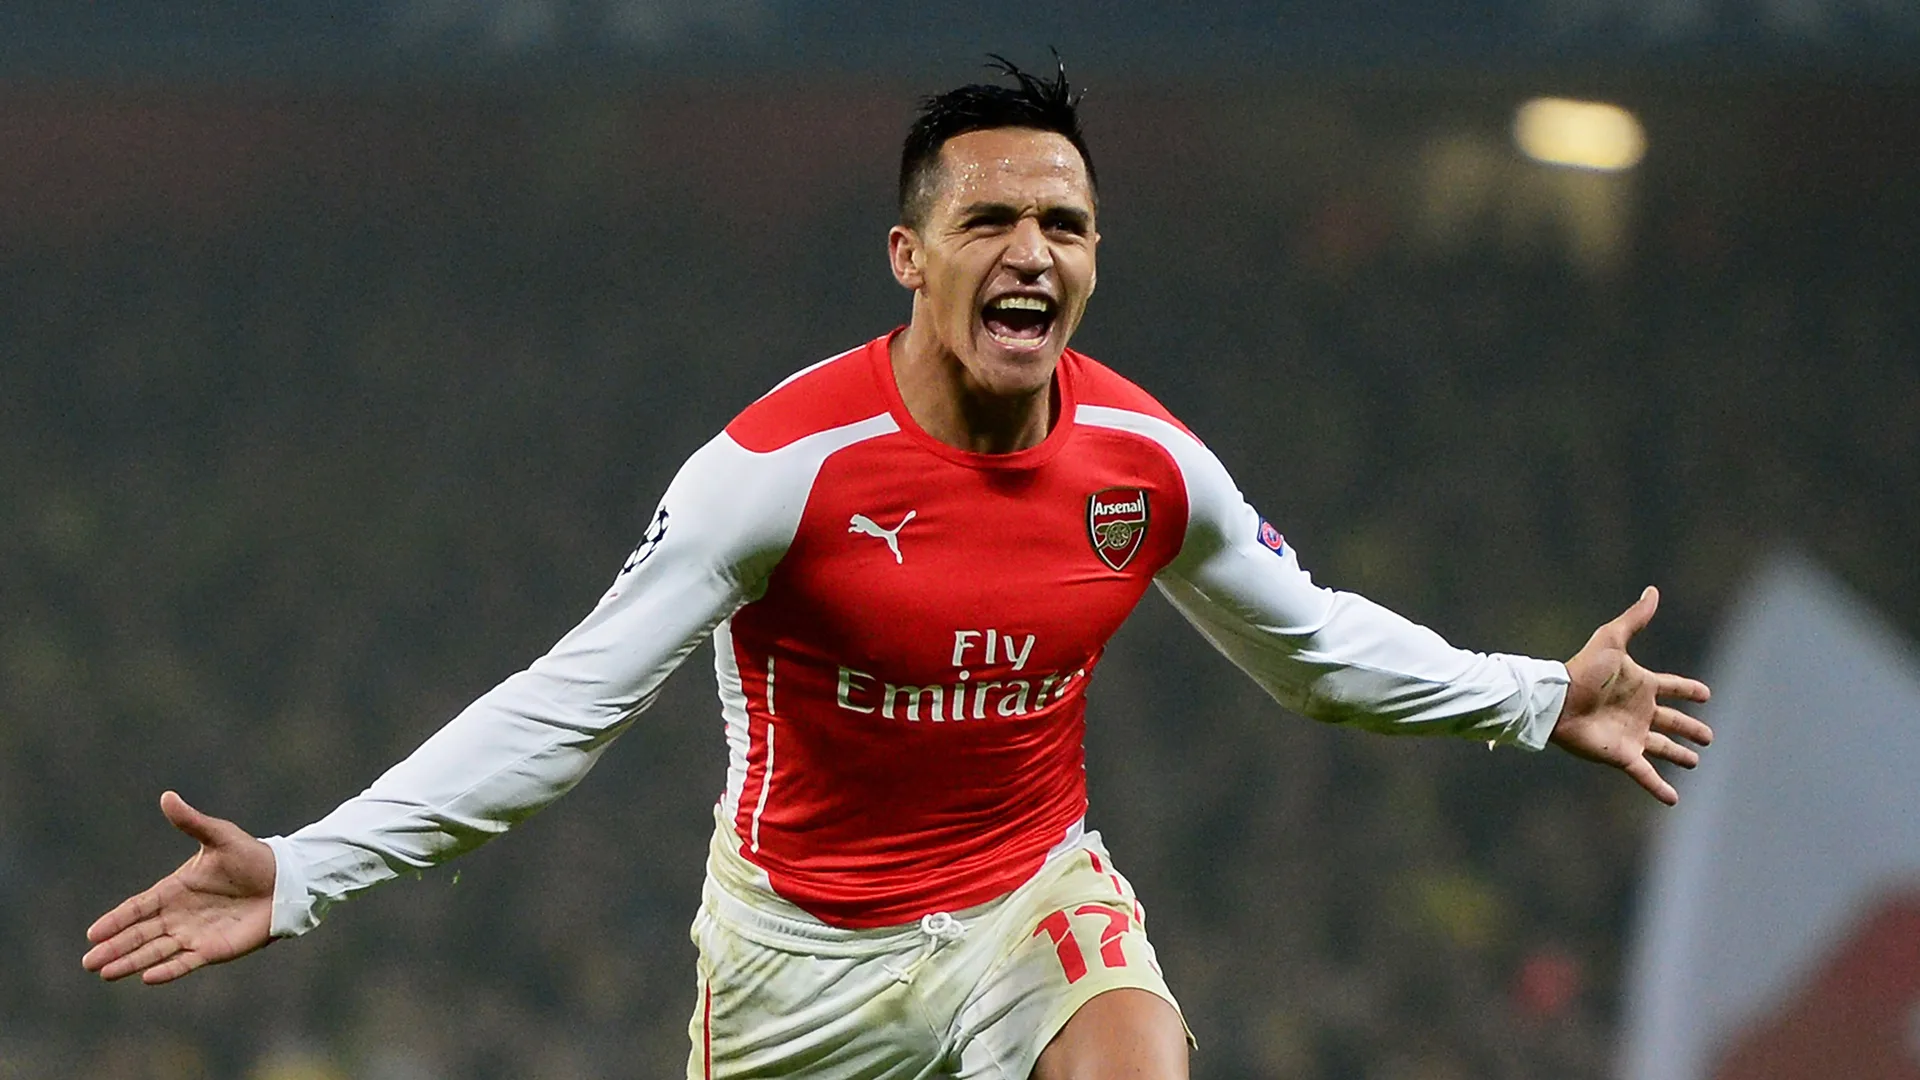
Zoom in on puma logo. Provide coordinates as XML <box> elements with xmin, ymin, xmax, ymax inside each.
<box><xmin>848</xmin><ymin>511</ymin><xmax>916</xmax><ymax>564</ymax></box>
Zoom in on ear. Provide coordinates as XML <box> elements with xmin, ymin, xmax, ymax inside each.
<box><xmin>888</xmin><ymin>225</ymin><xmax>925</xmax><ymax>290</ymax></box>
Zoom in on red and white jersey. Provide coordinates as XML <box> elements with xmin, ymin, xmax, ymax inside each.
<box><xmin>265</xmin><ymin>334</ymin><xmax>1568</xmax><ymax>936</ymax></box>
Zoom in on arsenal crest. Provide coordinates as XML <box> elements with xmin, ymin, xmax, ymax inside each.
<box><xmin>1087</xmin><ymin>487</ymin><xmax>1149</xmax><ymax>571</ymax></box>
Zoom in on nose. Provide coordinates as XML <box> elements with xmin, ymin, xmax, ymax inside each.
<box><xmin>1002</xmin><ymin>216</ymin><xmax>1053</xmax><ymax>277</ymax></box>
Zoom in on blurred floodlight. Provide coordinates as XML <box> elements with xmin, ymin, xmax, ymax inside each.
<box><xmin>1513</xmin><ymin>98</ymin><xmax>1646</xmax><ymax>172</ymax></box>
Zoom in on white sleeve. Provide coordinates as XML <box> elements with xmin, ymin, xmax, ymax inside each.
<box><xmin>1082</xmin><ymin>407</ymin><xmax>1567</xmax><ymax>748</ymax></box>
<box><xmin>259</xmin><ymin>427</ymin><xmax>845</xmax><ymax>938</ymax></box>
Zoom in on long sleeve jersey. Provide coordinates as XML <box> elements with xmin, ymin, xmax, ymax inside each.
<box><xmin>264</xmin><ymin>333</ymin><xmax>1569</xmax><ymax>934</ymax></box>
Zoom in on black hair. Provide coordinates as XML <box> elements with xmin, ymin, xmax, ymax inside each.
<box><xmin>898</xmin><ymin>53</ymin><xmax>1096</xmax><ymax>227</ymax></box>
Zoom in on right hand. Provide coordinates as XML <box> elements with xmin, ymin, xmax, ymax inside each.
<box><xmin>82</xmin><ymin>791</ymin><xmax>277</xmax><ymax>985</ymax></box>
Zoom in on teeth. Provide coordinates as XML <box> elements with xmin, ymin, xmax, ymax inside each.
<box><xmin>989</xmin><ymin>296</ymin><xmax>1052</xmax><ymax>313</ymax></box>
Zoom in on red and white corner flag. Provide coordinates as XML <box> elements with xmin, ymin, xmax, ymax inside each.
<box><xmin>1621</xmin><ymin>553</ymin><xmax>1920</xmax><ymax>1080</ymax></box>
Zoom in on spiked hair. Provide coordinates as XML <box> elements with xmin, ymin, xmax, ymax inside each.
<box><xmin>898</xmin><ymin>53</ymin><xmax>1096</xmax><ymax>227</ymax></box>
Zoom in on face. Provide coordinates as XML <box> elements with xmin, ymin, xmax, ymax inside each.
<box><xmin>889</xmin><ymin>127</ymin><xmax>1099</xmax><ymax>399</ymax></box>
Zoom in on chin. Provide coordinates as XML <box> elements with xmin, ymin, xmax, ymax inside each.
<box><xmin>962</xmin><ymin>327</ymin><xmax>1065</xmax><ymax>390</ymax></box>
<box><xmin>968</xmin><ymin>346</ymin><xmax>1061</xmax><ymax>399</ymax></box>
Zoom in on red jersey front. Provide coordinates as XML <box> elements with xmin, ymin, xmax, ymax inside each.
<box><xmin>713</xmin><ymin>335</ymin><xmax>1189</xmax><ymax>926</ymax></box>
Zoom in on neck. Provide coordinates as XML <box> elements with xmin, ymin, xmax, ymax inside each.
<box><xmin>888</xmin><ymin>322</ymin><xmax>1058</xmax><ymax>455</ymax></box>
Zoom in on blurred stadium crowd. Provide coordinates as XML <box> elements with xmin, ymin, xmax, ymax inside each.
<box><xmin>3</xmin><ymin>79</ymin><xmax>1915</xmax><ymax>1078</ymax></box>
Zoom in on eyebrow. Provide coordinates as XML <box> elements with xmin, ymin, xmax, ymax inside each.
<box><xmin>955</xmin><ymin>201</ymin><xmax>1094</xmax><ymax>230</ymax></box>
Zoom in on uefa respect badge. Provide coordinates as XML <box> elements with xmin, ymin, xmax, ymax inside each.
<box><xmin>1257</xmin><ymin>518</ymin><xmax>1286</xmax><ymax>555</ymax></box>
<box><xmin>1087</xmin><ymin>487</ymin><xmax>1149</xmax><ymax>571</ymax></box>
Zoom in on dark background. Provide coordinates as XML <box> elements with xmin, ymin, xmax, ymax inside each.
<box><xmin>3</xmin><ymin>3</ymin><xmax>1917</xmax><ymax>1077</ymax></box>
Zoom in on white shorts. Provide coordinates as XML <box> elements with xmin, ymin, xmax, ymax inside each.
<box><xmin>685</xmin><ymin>819</ymin><xmax>1188</xmax><ymax>1079</ymax></box>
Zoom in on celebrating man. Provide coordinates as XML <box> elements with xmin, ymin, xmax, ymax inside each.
<box><xmin>85</xmin><ymin>59</ymin><xmax>1711</xmax><ymax>1079</ymax></box>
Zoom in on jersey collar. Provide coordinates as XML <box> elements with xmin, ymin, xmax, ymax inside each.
<box><xmin>867</xmin><ymin>329</ymin><xmax>1078</xmax><ymax>470</ymax></box>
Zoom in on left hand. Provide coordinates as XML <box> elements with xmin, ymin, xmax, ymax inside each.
<box><xmin>1552</xmin><ymin>586</ymin><xmax>1713</xmax><ymax>805</ymax></box>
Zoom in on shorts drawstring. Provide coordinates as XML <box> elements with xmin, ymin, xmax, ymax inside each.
<box><xmin>883</xmin><ymin>911</ymin><xmax>969</xmax><ymax>985</ymax></box>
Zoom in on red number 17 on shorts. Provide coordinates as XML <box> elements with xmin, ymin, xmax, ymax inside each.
<box><xmin>1032</xmin><ymin>905</ymin><xmax>1132</xmax><ymax>984</ymax></box>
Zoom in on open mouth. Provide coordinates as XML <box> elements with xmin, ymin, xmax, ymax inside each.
<box><xmin>981</xmin><ymin>294</ymin><xmax>1057</xmax><ymax>349</ymax></box>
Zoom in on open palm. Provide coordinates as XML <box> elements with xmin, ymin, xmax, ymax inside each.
<box><xmin>82</xmin><ymin>791</ymin><xmax>277</xmax><ymax>985</ymax></box>
<box><xmin>1552</xmin><ymin>586</ymin><xmax>1714</xmax><ymax>805</ymax></box>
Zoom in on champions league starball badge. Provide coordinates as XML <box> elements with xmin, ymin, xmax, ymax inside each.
<box><xmin>1087</xmin><ymin>488</ymin><xmax>1149</xmax><ymax>571</ymax></box>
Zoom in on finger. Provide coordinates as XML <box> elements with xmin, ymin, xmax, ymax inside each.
<box><xmin>1624</xmin><ymin>755</ymin><xmax>1679</xmax><ymax>806</ymax></box>
<box><xmin>142</xmin><ymin>951</ymin><xmax>210</xmax><ymax>985</ymax></box>
<box><xmin>1655</xmin><ymin>672</ymin><xmax>1712</xmax><ymax>705</ymax></box>
<box><xmin>160</xmin><ymin>791</ymin><xmax>217</xmax><ymax>846</ymax></box>
<box><xmin>86</xmin><ymin>886</ymin><xmax>162</xmax><ymax>944</ymax></box>
<box><xmin>1612</xmin><ymin>586</ymin><xmax>1660</xmax><ymax>638</ymax></box>
<box><xmin>1590</xmin><ymin>586</ymin><xmax>1659</xmax><ymax>651</ymax></box>
<box><xmin>1646</xmin><ymin>732</ymin><xmax>1701</xmax><ymax>770</ymax></box>
<box><xmin>97</xmin><ymin>933</ymin><xmax>183</xmax><ymax>982</ymax></box>
<box><xmin>82</xmin><ymin>915</ymin><xmax>167</xmax><ymax>972</ymax></box>
<box><xmin>161</xmin><ymin>791</ymin><xmax>240</xmax><ymax>849</ymax></box>
<box><xmin>1651</xmin><ymin>705</ymin><xmax>1714</xmax><ymax>747</ymax></box>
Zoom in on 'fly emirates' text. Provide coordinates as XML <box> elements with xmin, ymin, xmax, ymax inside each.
<box><xmin>833</xmin><ymin>629</ymin><xmax>1092</xmax><ymax>722</ymax></box>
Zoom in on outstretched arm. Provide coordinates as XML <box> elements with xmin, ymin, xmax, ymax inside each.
<box><xmin>1143</xmin><ymin>417</ymin><xmax>1570</xmax><ymax>749</ymax></box>
<box><xmin>1551</xmin><ymin>586</ymin><xmax>1713</xmax><ymax>805</ymax></box>
<box><xmin>1129</xmin><ymin>409</ymin><xmax>1710</xmax><ymax>791</ymax></box>
<box><xmin>82</xmin><ymin>792</ymin><xmax>275</xmax><ymax>985</ymax></box>
<box><xmin>82</xmin><ymin>424</ymin><xmax>828</xmax><ymax>982</ymax></box>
